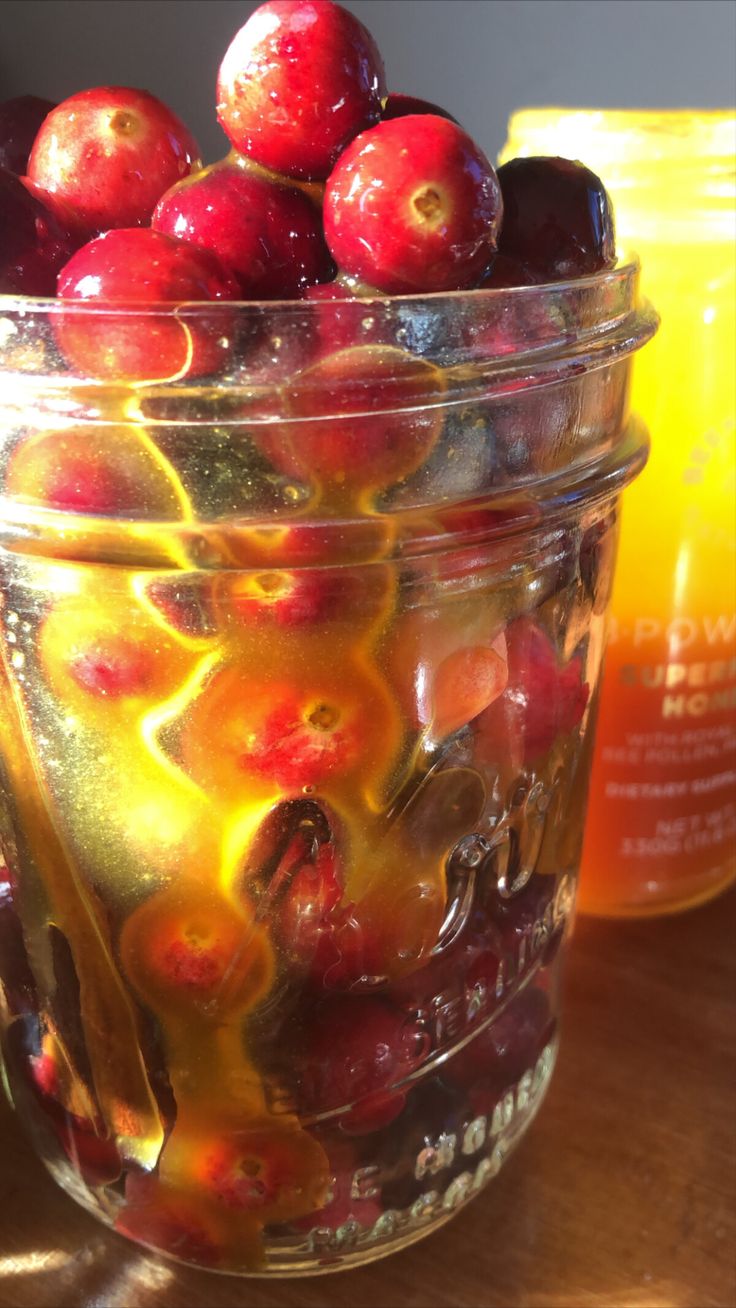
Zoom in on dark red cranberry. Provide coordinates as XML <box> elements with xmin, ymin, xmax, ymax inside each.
<box><xmin>479</xmin><ymin>252</ymin><xmax>545</xmax><ymax>289</ymax></box>
<box><xmin>216</xmin><ymin>0</ymin><xmax>386</xmax><ymax>181</ymax></box>
<box><xmin>0</xmin><ymin>166</ymin><xmax>74</xmax><ymax>295</ymax></box>
<box><xmin>56</xmin><ymin>1115</ymin><xmax>122</xmax><ymax>1186</ymax></box>
<box><xmin>295</xmin><ymin>995</ymin><xmax>429</xmax><ymax>1134</ymax></box>
<box><xmin>153</xmin><ymin>161</ymin><xmax>333</xmax><ymax>299</ymax></box>
<box><xmin>28</xmin><ymin>87</ymin><xmax>201</xmax><ymax>236</ymax></box>
<box><xmin>442</xmin><ymin>986</ymin><xmax>554</xmax><ymax>1102</ymax></box>
<box><xmin>0</xmin><ymin>96</ymin><xmax>55</xmax><ymax>174</ymax></box>
<box><xmin>496</xmin><ymin>156</ymin><xmax>616</xmax><ymax>281</ymax></box>
<box><xmin>56</xmin><ymin>229</ymin><xmax>239</xmax><ymax>382</ymax></box>
<box><xmin>144</xmin><ymin>576</ymin><xmax>216</xmax><ymax>639</ymax></box>
<box><xmin>324</xmin><ymin>115</ymin><xmax>503</xmax><ymax>293</ymax></box>
<box><xmin>474</xmin><ymin>617</ymin><xmax>589</xmax><ymax>765</ymax></box>
<box><xmin>490</xmin><ymin>874</ymin><xmax>564</xmax><ymax>971</ymax></box>
<box><xmin>382</xmin><ymin>92</ymin><xmax>458</xmax><ymax>124</ymax></box>
<box><xmin>19</xmin><ymin>175</ymin><xmax>89</xmax><ymax>251</ymax></box>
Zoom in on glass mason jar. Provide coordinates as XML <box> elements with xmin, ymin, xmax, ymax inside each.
<box><xmin>0</xmin><ymin>272</ymin><xmax>655</xmax><ymax>1275</ymax></box>
<box><xmin>502</xmin><ymin>110</ymin><xmax>736</xmax><ymax>917</ymax></box>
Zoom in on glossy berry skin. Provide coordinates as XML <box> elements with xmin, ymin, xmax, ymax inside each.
<box><xmin>324</xmin><ymin>115</ymin><xmax>503</xmax><ymax>294</ymax></box>
<box><xmin>19</xmin><ymin>175</ymin><xmax>88</xmax><ymax>251</ymax></box>
<box><xmin>0</xmin><ymin>95</ymin><xmax>55</xmax><ymax>174</ymax></box>
<box><xmin>153</xmin><ymin>162</ymin><xmax>333</xmax><ymax>299</ymax></box>
<box><xmin>0</xmin><ymin>166</ymin><xmax>73</xmax><ymax>295</ymax></box>
<box><xmin>382</xmin><ymin>92</ymin><xmax>458</xmax><ymax>124</ymax></box>
<box><xmin>28</xmin><ymin>87</ymin><xmax>201</xmax><ymax>236</ymax></box>
<box><xmin>216</xmin><ymin>0</ymin><xmax>386</xmax><ymax>181</ymax></box>
<box><xmin>496</xmin><ymin>156</ymin><xmax>616</xmax><ymax>281</ymax></box>
<box><xmin>56</xmin><ymin>229</ymin><xmax>240</xmax><ymax>382</ymax></box>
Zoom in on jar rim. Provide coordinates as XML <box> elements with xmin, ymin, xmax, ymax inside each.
<box><xmin>0</xmin><ymin>258</ymin><xmax>643</xmax><ymax>315</ymax></box>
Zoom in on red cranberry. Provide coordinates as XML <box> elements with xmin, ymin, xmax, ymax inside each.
<box><xmin>118</xmin><ymin>1174</ymin><xmax>222</xmax><ymax>1266</ymax></box>
<box><xmin>296</xmin><ymin>995</ymin><xmax>429</xmax><ymax>1134</ymax></box>
<box><xmin>153</xmin><ymin>161</ymin><xmax>333</xmax><ymax>299</ymax></box>
<box><xmin>68</xmin><ymin>634</ymin><xmax>155</xmax><ymax>698</ymax></box>
<box><xmin>496</xmin><ymin>156</ymin><xmax>616</xmax><ymax>281</ymax></box>
<box><xmin>324</xmin><ymin>115</ymin><xmax>503</xmax><ymax>294</ymax></box>
<box><xmin>260</xmin><ymin>344</ymin><xmax>445</xmax><ymax>498</ymax></box>
<box><xmin>0</xmin><ymin>96</ymin><xmax>55</xmax><ymax>174</ymax></box>
<box><xmin>55</xmin><ymin>228</ymin><xmax>239</xmax><ymax>382</ymax></box>
<box><xmin>28</xmin><ymin>87</ymin><xmax>201</xmax><ymax>236</ymax></box>
<box><xmin>0</xmin><ymin>166</ymin><xmax>73</xmax><ymax>295</ymax></box>
<box><xmin>216</xmin><ymin>566</ymin><xmax>342</xmax><ymax>628</ymax></box>
<box><xmin>19</xmin><ymin>175</ymin><xmax>89</xmax><ymax>251</ymax></box>
<box><xmin>474</xmin><ymin>617</ymin><xmax>589</xmax><ymax>765</ymax></box>
<box><xmin>382</xmin><ymin>92</ymin><xmax>458</xmax><ymax>123</ymax></box>
<box><xmin>6</xmin><ymin>432</ymin><xmax>138</xmax><ymax>514</ymax></box>
<box><xmin>216</xmin><ymin>0</ymin><xmax>386</xmax><ymax>181</ymax></box>
<box><xmin>120</xmin><ymin>887</ymin><xmax>273</xmax><ymax>1019</ymax></box>
<box><xmin>228</xmin><ymin>682</ymin><xmax>365</xmax><ymax>789</ymax></box>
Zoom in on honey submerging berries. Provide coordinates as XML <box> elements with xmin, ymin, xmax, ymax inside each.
<box><xmin>0</xmin><ymin>0</ymin><xmax>657</xmax><ymax>1278</ymax></box>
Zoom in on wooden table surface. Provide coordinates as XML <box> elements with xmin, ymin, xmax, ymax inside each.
<box><xmin>0</xmin><ymin>887</ymin><xmax>734</xmax><ymax>1308</ymax></box>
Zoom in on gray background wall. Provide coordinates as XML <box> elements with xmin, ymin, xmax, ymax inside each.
<box><xmin>1</xmin><ymin>0</ymin><xmax>734</xmax><ymax>165</ymax></box>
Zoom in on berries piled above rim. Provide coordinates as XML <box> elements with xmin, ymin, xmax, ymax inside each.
<box><xmin>0</xmin><ymin>0</ymin><xmax>616</xmax><ymax>314</ymax></box>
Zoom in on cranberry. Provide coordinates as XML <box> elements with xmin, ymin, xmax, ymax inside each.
<box><xmin>479</xmin><ymin>252</ymin><xmax>545</xmax><ymax>289</ymax></box>
<box><xmin>491</xmin><ymin>874</ymin><xmax>563</xmax><ymax>971</ymax></box>
<box><xmin>120</xmin><ymin>887</ymin><xmax>273</xmax><ymax>1020</ymax></box>
<box><xmin>68</xmin><ymin>634</ymin><xmax>155</xmax><ymax>698</ymax></box>
<box><xmin>0</xmin><ymin>166</ymin><xmax>73</xmax><ymax>295</ymax></box>
<box><xmin>382</xmin><ymin>92</ymin><xmax>458</xmax><ymax>123</ymax></box>
<box><xmin>28</xmin><ymin>87</ymin><xmax>201</xmax><ymax>236</ymax></box>
<box><xmin>193</xmin><ymin>1126</ymin><xmax>327</xmax><ymax>1215</ymax></box>
<box><xmin>117</xmin><ymin>1201</ymin><xmax>221</xmax><ymax>1266</ymax></box>
<box><xmin>153</xmin><ymin>161</ymin><xmax>333</xmax><ymax>299</ymax></box>
<box><xmin>260</xmin><ymin>345</ymin><xmax>445</xmax><ymax>499</ymax></box>
<box><xmin>0</xmin><ymin>96</ymin><xmax>55</xmax><ymax>174</ymax></box>
<box><xmin>55</xmin><ymin>1115</ymin><xmax>122</xmax><ymax>1186</ymax></box>
<box><xmin>159</xmin><ymin>1117</ymin><xmax>330</xmax><ymax>1226</ymax></box>
<box><xmin>295</xmin><ymin>995</ymin><xmax>429</xmax><ymax>1133</ymax></box>
<box><xmin>216</xmin><ymin>0</ymin><xmax>386</xmax><ymax>181</ymax></box>
<box><xmin>118</xmin><ymin>1174</ymin><xmax>222</xmax><ymax>1266</ymax></box>
<box><xmin>210</xmin><ymin>678</ymin><xmax>363</xmax><ymax>789</ymax></box>
<box><xmin>5</xmin><ymin>425</ymin><xmax>184</xmax><ymax>518</ymax></box>
<box><xmin>143</xmin><ymin>576</ymin><xmax>216</xmax><ymax>640</ymax></box>
<box><xmin>442</xmin><ymin>986</ymin><xmax>554</xmax><ymax>1101</ymax></box>
<box><xmin>431</xmin><ymin>638</ymin><xmax>509</xmax><ymax>740</ymax></box>
<box><xmin>6</xmin><ymin>433</ymin><xmax>136</xmax><ymax>514</ymax></box>
<box><xmin>324</xmin><ymin>116</ymin><xmax>502</xmax><ymax>294</ymax></box>
<box><xmin>216</xmin><ymin>567</ymin><xmax>340</xmax><ymax>628</ymax></box>
<box><xmin>474</xmin><ymin>618</ymin><xmax>589</xmax><ymax>766</ymax></box>
<box><xmin>55</xmin><ymin>229</ymin><xmax>240</xmax><ymax>382</ymax></box>
<box><xmin>19</xmin><ymin>175</ymin><xmax>89</xmax><ymax>251</ymax></box>
<box><xmin>496</xmin><ymin>156</ymin><xmax>616</xmax><ymax>281</ymax></box>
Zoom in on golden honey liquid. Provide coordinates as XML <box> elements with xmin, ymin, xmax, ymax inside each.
<box><xmin>502</xmin><ymin>110</ymin><xmax>736</xmax><ymax>915</ymax></box>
